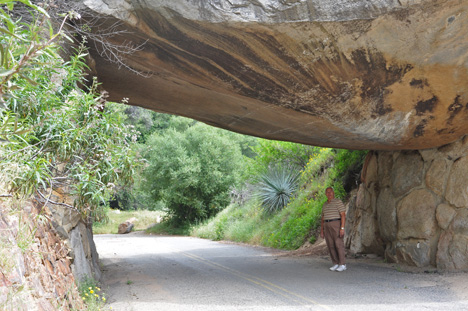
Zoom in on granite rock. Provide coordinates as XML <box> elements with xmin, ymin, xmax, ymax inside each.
<box><xmin>73</xmin><ymin>0</ymin><xmax>468</xmax><ymax>150</ymax></box>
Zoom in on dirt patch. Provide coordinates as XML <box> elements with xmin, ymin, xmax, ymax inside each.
<box><xmin>286</xmin><ymin>238</ymin><xmax>329</xmax><ymax>257</ymax></box>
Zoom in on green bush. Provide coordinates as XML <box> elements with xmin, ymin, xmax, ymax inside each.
<box><xmin>141</xmin><ymin>121</ymin><xmax>245</xmax><ymax>225</ymax></box>
<box><xmin>331</xmin><ymin>149</ymin><xmax>368</xmax><ymax>193</ymax></box>
<box><xmin>299</xmin><ymin>148</ymin><xmax>335</xmax><ymax>184</ymax></box>
<box><xmin>0</xmin><ymin>1</ymin><xmax>139</xmax><ymax>220</ymax></box>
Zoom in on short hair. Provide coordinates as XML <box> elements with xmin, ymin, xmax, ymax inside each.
<box><xmin>325</xmin><ymin>187</ymin><xmax>334</xmax><ymax>192</ymax></box>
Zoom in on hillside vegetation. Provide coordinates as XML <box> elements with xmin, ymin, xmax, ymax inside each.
<box><xmin>118</xmin><ymin>108</ymin><xmax>367</xmax><ymax>249</ymax></box>
<box><xmin>190</xmin><ymin>147</ymin><xmax>367</xmax><ymax>249</ymax></box>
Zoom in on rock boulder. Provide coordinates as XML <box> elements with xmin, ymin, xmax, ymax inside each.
<box><xmin>118</xmin><ymin>218</ymin><xmax>135</xmax><ymax>234</ymax></box>
<box><xmin>74</xmin><ymin>0</ymin><xmax>468</xmax><ymax>150</ymax></box>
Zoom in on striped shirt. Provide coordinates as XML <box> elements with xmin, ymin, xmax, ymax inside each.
<box><xmin>322</xmin><ymin>198</ymin><xmax>346</xmax><ymax>220</ymax></box>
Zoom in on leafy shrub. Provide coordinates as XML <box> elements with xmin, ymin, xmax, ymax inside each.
<box><xmin>191</xmin><ymin>199</ymin><xmax>265</xmax><ymax>243</ymax></box>
<box><xmin>229</xmin><ymin>184</ymin><xmax>254</xmax><ymax>206</ymax></box>
<box><xmin>331</xmin><ymin>149</ymin><xmax>368</xmax><ymax>193</ymax></box>
<box><xmin>0</xmin><ymin>1</ymin><xmax>139</xmax><ymax>220</ymax></box>
<box><xmin>299</xmin><ymin>148</ymin><xmax>335</xmax><ymax>184</ymax></box>
<box><xmin>141</xmin><ymin>121</ymin><xmax>245</xmax><ymax>225</ymax></box>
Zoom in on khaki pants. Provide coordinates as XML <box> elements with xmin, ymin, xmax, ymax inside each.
<box><xmin>324</xmin><ymin>220</ymin><xmax>346</xmax><ymax>265</ymax></box>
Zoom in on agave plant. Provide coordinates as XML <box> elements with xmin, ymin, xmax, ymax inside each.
<box><xmin>257</xmin><ymin>165</ymin><xmax>300</xmax><ymax>213</ymax></box>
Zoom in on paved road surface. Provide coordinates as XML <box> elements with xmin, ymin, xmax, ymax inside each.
<box><xmin>95</xmin><ymin>232</ymin><xmax>468</xmax><ymax>311</ymax></box>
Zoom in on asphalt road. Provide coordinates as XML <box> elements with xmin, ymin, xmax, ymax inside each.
<box><xmin>94</xmin><ymin>232</ymin><xmax>468</xmax><ymax>311</ymax></box>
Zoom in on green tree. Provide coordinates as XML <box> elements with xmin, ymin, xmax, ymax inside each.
<box><xmin>120</xmin><ymin>106</ymin><xmax>175</xmax><ymax>143</ymax></box>
<box><xmin>142</xmin><ymin>121</ymin><xmax>245</xmax><ymax>224</ymax></box>
<box><xmin>244</xmin><ymin>139</ymin><xmax>319</xmax><ymax>180</ymax></box>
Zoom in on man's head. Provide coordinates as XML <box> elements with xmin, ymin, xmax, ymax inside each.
<box><xmin>325</xmin><ymin>187</ymin><xmax>335</xmax><ymax>202</ymax></box>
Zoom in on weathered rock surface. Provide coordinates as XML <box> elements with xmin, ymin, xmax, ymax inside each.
<box><xmin>77</xmin><ymin>0</ymin><xmax>468</xmax><ymax>150</ymax></box>
<box><xmin>118</xmin><ymin>219</ymin><xmax>135</xmax><ymax>234</ymax></box>
<box><xmin>445</xmin><ymin>155</ymin><xmax>468</xmax><ymax>208</ymax></box>
<box><xmin>44</xmin><ymin>189</ymin><xmax>101</xmax><ymax>283</ymax></box>
<box><xmin>0</xmin><ymin>200</ymin><xmax>84</xmax><ymax>310</ymax></box>
<box><xmin>397</xmin><ymin>189</ymin><xmax>437</xmax><ymax>240</ymax></box>
<box><xmin>426</xmin><ymin>158</ymin><xmax>449</xmax><ymax>196</ymax></box>
<box><xmin>391</xmin><ymin>152</ymin><xmax>424</xmax><ymax>197</ymax></box>
<box><xmin>346</xmin><ymin>184</ymin><xmax>383</xmax><ymax>255</ymax></box>
<box><xmin>436</xmin><ymin>203</ymin><xmax>457</xmax><ymax>231</ymax></box>
<box><xmin>346</xmin><ymin>135</ymin><xmax>468</xmax><ymax>270</ymax></box>
<box><xmin>376</xmin><ymin>187</ymin><xmax>397</xmax><ymax>242</ymax></box>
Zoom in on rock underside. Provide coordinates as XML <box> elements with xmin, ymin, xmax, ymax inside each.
<box><xmin>80</xmin><ymin>0</ymin><xmax>468</xmax><ymax>150</ymax></box>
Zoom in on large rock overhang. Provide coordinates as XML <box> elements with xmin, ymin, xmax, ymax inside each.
<box><xmin>82</xmin><ymin>0</ymin><xmax>468</xmax><ymax>150</ymax></box>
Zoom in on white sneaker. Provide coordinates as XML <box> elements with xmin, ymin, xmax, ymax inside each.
<box><xmin>329</xmin><ymin>264</ymin><xmax>339</xmax><ymax>271</ymax></box>
<box><xmin>336</xmin><ymin>265</ymin><xmax>347</xmax><ymax>272</ymax></box>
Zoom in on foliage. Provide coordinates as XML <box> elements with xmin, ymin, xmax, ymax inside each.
<box><xmin>192</xmin><ymin>147</ymin><xmax>367</xmax><ymax>250</ymax></box>
<box><xmin>299</xmin><ymin>148</ymin><xmax>335</xmax><ymax>184</ymax></box>
<box><xmin>115</xmin><ymin>108</ymin><xmax>258</xmax><ymax>211</ymax></box>
<box><xmin>118</xmin><ymin>105</ymin><xmax>174</xmax><ymax>143</ymax></box>
<box><xmin>244</xmin><ymin>139</ymin><xmax>320</xmax><ymax>180</ymax></box>
<box><xmin>261</xmin><ymin>191</ymin><xmax>324</xmax><ymax>249</ymax></box>
<box><xmin>1</xmin><ymin>1</ymin><xmax>59</xmax><ymax>94</ymax></box>
<box><xmin>257</xmin><ymin>165</ymin><xmax>300</xmax><ymax>214</ymax></box>
<box><xmin>191</xmin><ymin>199</ymin><xmax>265</xmax><ymax>243</ymax></box>
<box><xmin>258</xmin><ymin>148</ymin><xmax>366</xmax><ymax>249</ymax></box>
<box><xmin>145</xmin><ymin>219</ymin><xmax>192</xmax><ymax>236</ymax></box>
<box><xmin>0</xmin><ymin>234</ymin><xmax>15</xmax><ymax>277</ymax></box>
<box><xmin>330</xmin><ymin>149</ymin><xmax>368</xmax><ymax>193</ymax></box>
<box><xmin>0</xmin><ymin>1</ymin><xmax>139</xmax><ymax>220</ymax></box>
<box><xmin>141</xmin><ymin>121</ymin><xmax>245</xmax><ymax>225</ymax></box>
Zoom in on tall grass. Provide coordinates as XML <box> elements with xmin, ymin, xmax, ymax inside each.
<box><xmin>262</xmin><ymin>191</ymin><xmax>325</xmax><ymax>249</ymax></box>
<box><xmin>191</xmin><ymin>198</ymin><xmax>265</xmax><ymax>243</ymax></box>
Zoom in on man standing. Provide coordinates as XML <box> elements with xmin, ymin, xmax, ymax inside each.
<box><xmin>320</xmin><ymin>187</ymin><xmax>347</xmax><ymax>272</ymax></box>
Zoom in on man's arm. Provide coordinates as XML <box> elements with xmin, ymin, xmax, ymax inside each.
<box><xmin>339</xmin><ymin>211</ymin><xmax>346</xmax><ymax>238</ymax></box>
<box><xmin>320</xmin><ymin>214</ymin><xmax>325</xmax><ymax>239</ymax></box>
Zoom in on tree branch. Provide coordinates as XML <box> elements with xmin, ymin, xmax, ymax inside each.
<box><xmin>36</xmin><ymin>189</ymin><xmax>80</xmax><ymax>213</ymax></box>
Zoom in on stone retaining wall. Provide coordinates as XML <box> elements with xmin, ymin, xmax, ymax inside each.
<box><xmin>47</xmin><ymin>199</ymin><xmax>101</xmax><ymax>283</ymax></box>
<box><xmin>346</xmin><ymin>135</ymin><xmax>468</xmax><ymax>270</ymax></box>
<box><xmin>0</xmin><ymin>201</ymin><xmax>85</xmax><ymax>310</ymax></box>
<box><xmin>0</xmin><ymin>187</ymin><xmax>101</xmax><ymax>310</ymax></box>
